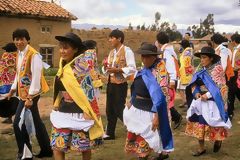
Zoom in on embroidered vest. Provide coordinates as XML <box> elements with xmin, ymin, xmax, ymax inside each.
<box><xmin>17</xmin><ymin>46</ymin><xmax>49</xmax><ymax>100</ymax></box>
<box><xmin>179</xmin><ymin>47</ymin><xmax>194</xmax><ymax>85</ymax></box>
<box><xmin>108</xmin><ymin>46</ymin><xmax>128</xmax><ymax>84</ymax></box>
<box><xmin>215</xmin><ymin>48</ymin><xmax>234</xmax><ymax>81</ymax></box>
<box><xmin>233</xmin><ymin>48</ymin><xmax>240</xmax><ymax>71</ymax></box>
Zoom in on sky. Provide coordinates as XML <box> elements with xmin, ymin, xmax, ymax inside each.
<box><xmin>56</xmin><ymin>0</ymin><xmax>240</xmax><ymax>33</ymax></box>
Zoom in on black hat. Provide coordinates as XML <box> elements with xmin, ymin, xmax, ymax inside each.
<box><xmin>55</xmin><ymin>32</ymin><xmax>86</xmax><ymax>50</ymax></box>
<box><xmin>194</xmin><ymin>46</ymin><xmax>221</xmax><ymax>63</ymax></box>
<box><xmin>2</xmin><ymin>43</ymin><xmax>17</xmax><ymax>52</ymax></box>
<box><xmin>137</xmin><ymin>43</ymin><xmax>162</xmax><ymax>55</ymax></box>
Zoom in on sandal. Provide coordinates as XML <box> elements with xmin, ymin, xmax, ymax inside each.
<box><xmin>192</xmin><ymin>149</ymin><xmax>206</xmax><ymax>156</ymax></box>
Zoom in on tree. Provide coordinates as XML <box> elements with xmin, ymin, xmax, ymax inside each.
<box><xmin>155</xmin><ymin>12</ymin><xmax>161</xmax><ymax>28</ymax></box>
<box><xmin>141</xmin><ymin>23</ymin><xmax>146</xmax><ymax>30</ymax></box>
<box><xmin>160</xmin><ymin>21</ymin><xmax>170</xmax><ymax>31</ymax></box>
<box><xmin>150</xmin><ymin>24</ymin><xmax>157</xmax><ymax>31</ymax></box>
<box><xmin>191</xmin><ymin>14</ymin><xmax>215</xmax><ymax>38</ymax></box>
<box><xmin>128</xmin><ymin>23</ymin><xmax>133</xmax><ymax>30</ymax></box>
<box><xmin>172</xmin><ymin>23</ymin><xmax>177</xmax><ymax>31</ymax></box>
<box><xmin>136</xmin><ymin>25</ymin><xmax>140</xmax><ymax>30</ymax></box>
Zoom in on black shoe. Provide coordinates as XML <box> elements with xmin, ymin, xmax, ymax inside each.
<box><xmin>192</xmin><ymin>149</ymin><xmax>206</xmax><ymax>156</ymax></box>
<box><xmin>173</xmin><ymin>116</ymin><xmax>183</xmax><ymax>129</ymax></box>
<box><xmin>34</xmin><ymin>150</ymin><xmax>53</xmax><ymax>158</ymax></box>
<box><xmin>229</xmin><ymin>114</ymin><xmax>234</xmax><ymax>121</ymax></box>
<box><xmin>213</xmin><ymin>141</ymin><xmax>222</xmax><ymax>153</ymax></box>
<box><xmin>16</xmin><ymin>153</ymin><xmax>22</xmax><ymax>160</ymax></box>
<box><xmin>2</xmin><ymin>118</ymin><xmax>12</xmax><ymax>124</ymax></box>
<box><xmin>103</xmin><ymin>136</ymin><xmax>115</xmax><ymax>140</ymax></box>
<box><xmin>157</xmin><ymin>153</ymin><xmax>169</xmax><ymax>160</ymax></box>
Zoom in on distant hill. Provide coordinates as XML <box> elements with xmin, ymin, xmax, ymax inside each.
<box><xmin>72</xmin><ymin>23</ymin><xmax>127</xmax><ymax>30</ymax></box>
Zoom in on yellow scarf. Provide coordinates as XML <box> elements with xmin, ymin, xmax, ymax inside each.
<box><xmin>54</xmin><ymin>54</ymin><xmax>104</xmax><ymax>140</ymax></box>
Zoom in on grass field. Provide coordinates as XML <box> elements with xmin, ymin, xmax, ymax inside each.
<box><xmin>0</xmin><ymin>92</ymin><xmax>239</xmax><ymax>160</ymax></box>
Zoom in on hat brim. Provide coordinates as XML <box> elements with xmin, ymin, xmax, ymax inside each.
<box><xmin>136</xmin><ymin>49</ymin><xmax>162</xmax><ymax>55</ymax></box>
<box><xmin>194</xmin><ymin>52</ymin><xmax>221</xmax><ymax>62</ymax></box>
<box><xmin>55</xmin><ymin>36</ymin><xmax>86</xmax><ymax>50</ymax></box>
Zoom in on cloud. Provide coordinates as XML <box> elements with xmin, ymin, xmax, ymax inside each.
<box><xmin>59</xmin><ymin>0</ymin><xmax>240</xmax><ymax>32</ymax></box>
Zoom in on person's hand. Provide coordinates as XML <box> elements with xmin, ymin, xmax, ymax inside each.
<box><xmin>24</xmin><ymin>99</ymin><xmax>33</xmax><ymax>108</ymax></box>
<box><xmin>6</xmin><ymin>89</ymin><xmax>16</xmax><ymax>100</ymax></box>
<box><xmin>106</xmin><ymin>67</ymin><xmax>121</xmax><ymax>73</ymax></box>
<box><xmin>195</xmin><ymin>93</ymin><xmax>201</xmax><ymax>99</ymax></box>
<box><xmin>201</xmin><ymin>94</ymin><xmax>208</xmax><ymax>101</ymax></box>
<box><xmin>152</xmin><ymin>113</ymin><xmax>159</xmax><ymax>131</ymax></box>
<box><xmin>83</xmin><ymin>112</ymin><xmax>92</xmax><ymax>120</ymax></box>
<box><xmin>126</xmin><ymin>101</ymin><xmax>132</xmax><ymax>109</ymax></box>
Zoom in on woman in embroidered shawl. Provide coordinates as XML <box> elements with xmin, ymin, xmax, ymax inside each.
<box><xmin>177</xmin><ymin>40</ymin><xmax>194</xmax><ymax>107</ymax></box>
<box><xmin>123</xmin><ymin>43</ymin><xmax>173</xmax><ymax>160</ymax></box>
<box><xmin>50</xmin><ymin>33</ymin><xmax>104</xmax><ymax>160</ymax></box>
<box><xmin>185</xmin><ymin>46</ymin><xmax>232</xmax><ymax>156</ymax></box>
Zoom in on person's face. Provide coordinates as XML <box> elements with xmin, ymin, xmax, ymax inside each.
<box><xmin>109</xmin><ymin>36</ymin><xmax>121</xmax><ymax>48</ymax></box>
<box><xmin>200</xmin><ymin>54</ymin><xmax>213</xmax><ymax>67</ymax></box>
<box><xmin>184</xmin><ymin>34</ymin><xmax>190</xmax><ymax>40</ymax></box>
<box><xmin>156</xmin><ymin>41</ymin><xmax>162</xmax><ymax>50</ymax></box>
<box><xmin>141</xmin><ymin>55</ymin><xmax>157</xmax><ymax>68</ymax></box>
<box><xmin>59</xmin><ymin>42</ymin><xmax>77</xmax><ymax>62</ymax></box>
<box><xmin>13</xmin><ymin>37</ymin><xmax>28</xmax><ymax>51</ymax></box>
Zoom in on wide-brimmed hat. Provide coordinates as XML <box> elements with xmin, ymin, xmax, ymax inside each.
<box><xmin>194</xmin><ymin>46</ymin><xmax>221</xmax><ymax>63</ymax></box>
<box><xmin>55</xmin><ymin>32</ymin><xmax>86</xmax><ymax>50</ymax></box>
<box><xmin>136</xmin><ymin>43</ymin><xmax>162</xmax><ymax>55</ymax></box>
<box><xmin>2</xmin><ymin>43</ymin><xmax>17</xmax><ymax>52</ymax></box>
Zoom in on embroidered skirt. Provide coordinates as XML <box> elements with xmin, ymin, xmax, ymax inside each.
<box><xmin>185</xmin><ymin>99</ymin><xmax>231</xmax><ymax>141</ymax></box>
<box><xmin>123</xmin><ymin>105</ymin><xmax>163</xmax><ymax>157</ymax></box>
<box><xmin>50</xmin><ymin>110</ymin><xmax>103</xmax><ymax>152</ymax></box>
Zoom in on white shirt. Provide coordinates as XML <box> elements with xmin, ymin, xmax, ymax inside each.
<box><xmin>232</xmin><ymin>44</ymin><xmax>240</xmax><ymax>67</ymax></box>
<box><xmin>161</xmin><ymin>44</ymin><xmax>177</xmax><ymax>82</ymax></box>
<box><xmin>103</xmin><ymin>45</ymin><xmax>136</xmax><ymax>78</ymax></box>
<box><xmin>215</xmin><ymin>44</ymin><xmax>229</xmax><ymax>72</ymax></box>
<box><xmin>11</xmin><ymin>45</ymin><xmax>43</xmax><ymax>95</ymax></box>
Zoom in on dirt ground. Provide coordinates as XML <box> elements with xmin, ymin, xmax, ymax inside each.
<box><xmin>0</xmin><ymin>92</ymin><xmax>240</xmax><ymax>160</ymax></box>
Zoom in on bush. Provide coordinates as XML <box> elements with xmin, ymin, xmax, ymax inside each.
<box><xmin>44</xmin><ymin>68</ymin><xmax>58</xmax><ymax>76</ymax></box>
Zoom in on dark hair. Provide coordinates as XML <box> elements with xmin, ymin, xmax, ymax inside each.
<box><xmin>156</xmin><ymin>32</ymin><xmax>169</xmax><ymax>44</ymax></box>
<box><xmin>231</xmin><ymin>34</ymin><xmax>240</xmax><ymax>44</ymax></box>
<box><xmin>2</xmin><ymin>43</ymin><xmax>17</xmax><ymax>52</ymax></box>
<box><xmin>180</xmin><ymin>40</ymin><xmax>190</xmax><ymax>49</ymax></box>
<box><xmin>185</xmin><ymin>32</ymin><xmax>191</xmax><ymax>36</ymax></box>
<box><xmin>109</xmin><ymin>29</ymin><xmax>124</xmax><ymax>43</ymax></box>
<box><xmin>83</xmin><ymin>40</ymin><xmax>97</xmax><ymax>49</ymax></box>
<box><xmin>12</xmin><ymin>28</ymin><xmax>30</xmax><ymax>41</ymax></box>
<box><xmin>211</xmin><ymin>33</ymin><xmax>225</xmax><ymax>45</ymax></box>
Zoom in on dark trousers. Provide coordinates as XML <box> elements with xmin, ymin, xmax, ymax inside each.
<box><xmin>170</xmin><ymin>107</ymin><xmax>182</xmax><ymax>122</ymax></box>
<box><xmin>106</xmin><ymin>82</ymin><xmax>128</xmax><ymax>137</ymax></box>
<box><xmin>227</xmin><ymin>71</ymin><xmax>240</xmax><ymax>116</ymax></box>
<box><xmin>13</xmin><ymin>96</ymin><xmax>51</xmax><ymax>154</ymax></box>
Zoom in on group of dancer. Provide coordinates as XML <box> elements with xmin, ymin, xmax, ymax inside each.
<box><xmin>0</xmin><ymin>28</ymin><xmax>239</xmax><ymax>160</ymax></box>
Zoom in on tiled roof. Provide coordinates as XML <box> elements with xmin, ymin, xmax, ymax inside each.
<box><xmin>0</xmin><ymin>0</ymin><xmax>77</xmax><ymax>20</ymax></box>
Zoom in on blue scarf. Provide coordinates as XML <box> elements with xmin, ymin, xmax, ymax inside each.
<box><xmin>189</xmin><ymin>69</ymin><xmax>228</xmax><ymax>122</ymax></box>
<box><xmin>135</xmin><ymin>67</ymin><xmax>174</xmax><ymax>151</ymax></box>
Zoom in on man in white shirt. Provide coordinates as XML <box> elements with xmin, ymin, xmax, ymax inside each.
<box><xmin>156</xmin><ymin>32</ymin><xmax>182</xmax><ymax>129</ymax></box>
<box><xmin>103</xmin><ymin>29</ymin><xmax>136</xmax><ymax>140</ymax></box>
<box><xmin>211</xmin><ymin>33</ymin><xmax>234</xmax><ymax>81</ymax></box>
<box><xmin>6</xmin><ymin>28</ymin><xmax>52</xmax><ymax>160</ymax></box>
<box><xmin>227</xmin><ymin>34</ymin><xmax>240</xmax><ymax>120</ymax></box>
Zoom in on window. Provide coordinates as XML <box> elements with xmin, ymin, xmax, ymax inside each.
<box><xmin>41</xmin><ymin>26</ymin><xmax>51</xmax><ymax>33</ymax></box>
<box><xmin>40</xmin><ymin>47</ymin><xmax>53</xmax><ymax>67</ymax></box>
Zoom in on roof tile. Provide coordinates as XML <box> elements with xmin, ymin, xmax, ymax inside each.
<box><xmin>0</xmin><ymin>0</ymin><xmax>77</xmax><ymax>20</ymax></box>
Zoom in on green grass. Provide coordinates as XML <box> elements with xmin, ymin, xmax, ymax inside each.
<box><xmin>1</xmin><ymin>89</ymin><xmax>239</xmax><ymax>160</ymax></box>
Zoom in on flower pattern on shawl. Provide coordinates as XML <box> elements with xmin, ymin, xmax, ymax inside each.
<box><xmin>210</xmin><ymin>64</ymin><xmax>226</xmax><ymax>86</ymax></box>
<box><xmin>72</xmin><ymin>55</ymin><xmax>100</xmax><ymax>117</ymax></box>
<box><xmin>0</xmin><ymin>52</ymin><xmax>16</xmax><ymax>86</ymax></box>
